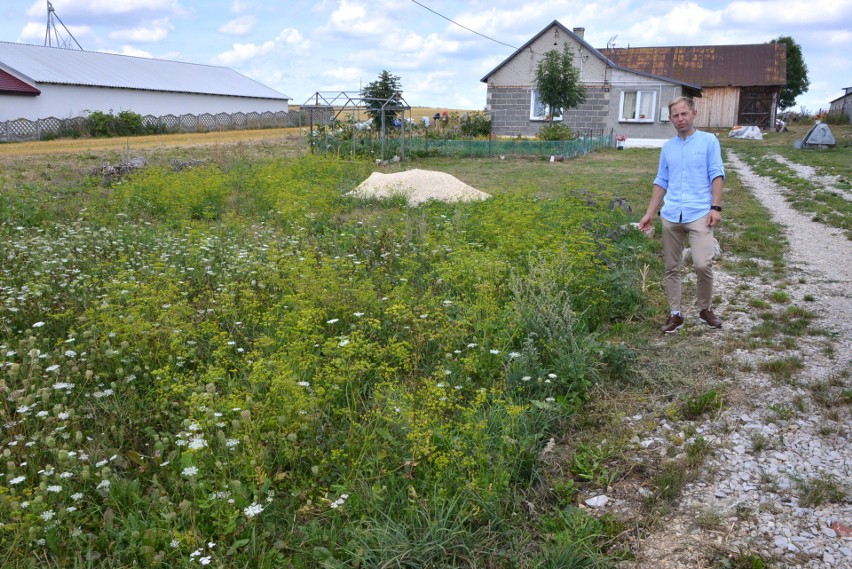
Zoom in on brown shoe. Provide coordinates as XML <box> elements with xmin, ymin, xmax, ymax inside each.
<box><xmin>661</xmin><ymin>313</ymin><xmax>684</xmax><ymax>334</ymax></box>
<box><xmin>699</xmin><ymin>308</ymin><xmax>722</xmax><ymax>329</ymax></box>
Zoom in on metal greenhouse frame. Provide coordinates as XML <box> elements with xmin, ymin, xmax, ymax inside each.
<box><xmin>301</xmin><ymin>91</ymin><xmax>412</xmax><ymax>160</ymax></box>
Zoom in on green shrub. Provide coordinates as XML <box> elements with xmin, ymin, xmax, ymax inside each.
<box><xmin>821</xmin><ymin>110</ymin><xmax>850</xmax><ymax>125</ymax></box>
<box><xmin>459</xmin><ymin>111</ymin><xmax>493</xmax><ymax>137</ymax></box>
<box><xmin>538</xmin><ymin>122</ymin><xmax>574</xmax><ymax>141</ymax></box>
<box><xmin>86</xmin><ymin>109</ymin><xmax>147</xmax><ymax>137</ymax></box>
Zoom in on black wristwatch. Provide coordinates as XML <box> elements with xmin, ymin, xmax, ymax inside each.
<box><xmin>710</xmin><ymin>205</ymin><xmax>722</xmax><ymax>212</ymax></box>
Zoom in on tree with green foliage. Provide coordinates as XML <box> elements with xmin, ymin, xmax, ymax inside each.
<box><xmin>534</xmin><ymin>44</ymin><xmax>586</xmax><ymax>124</ymax></box>
<box><xmin>360</xmin><ymin>70</ymin><xmax>405</xmax><ymax>125</ymax></box>
<box><xmin>770</xmin><ymin>36</ymin><xmax>809</xmax><ymax>110</ymax></box>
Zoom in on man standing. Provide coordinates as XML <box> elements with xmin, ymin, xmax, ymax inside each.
<box><xmin>639</xmin><ymin>96</ymin><xmax>725</xmax><ymax>334</ymax></box>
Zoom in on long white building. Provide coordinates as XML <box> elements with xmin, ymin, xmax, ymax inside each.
<box><xmin>0</xmin><ymin>42</ymin><xmax>290</xmax><ymax>122</ymax></box>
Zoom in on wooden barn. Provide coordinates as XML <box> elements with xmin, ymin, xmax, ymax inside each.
<box><xmin>603</xmin><ymin>43</ymin><xmax>787</xmax><ymax>129</ymax></box>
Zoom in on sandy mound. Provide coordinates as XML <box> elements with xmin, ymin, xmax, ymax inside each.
<box><xmin>348</xmin><ymin>169</ymin><xmax>491</xmax><ymax>206</ymax></box>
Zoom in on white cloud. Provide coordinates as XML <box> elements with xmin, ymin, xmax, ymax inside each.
<box><xmin>726</xmin><ymin>0</ymin><xmax>852</xmax><ymax>25</ymax></box>
<box><xmin>390</xmin><ymin>32</ymin><xmax>460</xmax><ymax>56</ymax></box>
<box><xmin>453</xmin><ymin>3</ymin><xmax>555</xmax><ymax>39</ymax></box>
<box><xmin>825</xmin><ymin>29</ymin><xmax>852</xmax><ymax>45</ymax></box>
<box><xmin>408</xmin><ymin>70</ymin><xmax>456</xmax><ymax>94</ymax></box>
<box><xmin>109</xmin><ymin>18</ymin><xmax>173</xmax><ymax>42</ymax></box>
<box><xmin>408</xmin><ymin>69</ymin><xmax>485</xmax><ymax>109</ymax></box>
<box><xmin>275</xmin><ymin>28</ymin><xmax>311</xmax><ymax>51</ymax></box>
<box><xmin>211</xmin><ymin>26</ymin><xmax>310</xmax><ymax>65</ymax></box>
<box><xmin>212</xmin><ymin>40</ymin><xmax>276</xmax><ymax>66</ymax></box>
<box><xmin>220</xmin><ymin>15</ymin><xmax>256</xmax><ymax>36</ymax></box>
<box><xmin>97</xmin><ymin>45</ymin><xmax>154</xmax><ymax>58</ymax></box>
<box><xmin>626</xmin><ymin>2</ymin><xmax>722</xmax><ymax>43</ymax></box>
<box><xmin>20</xmin><ymin>19</ymin><xmax>91</xmax><ymax>43</ymax></box>
<box><xmin>118</xmin><ymin>45</ymin><xmax>154</xmax><ymax>58</ymax></box>
<box><xmin>231</xmin><ymin>0</ymin><xmax>254</xmax><ymax>14</ymax></box>
<box><xmin>321</xmin><ymin>66</ymin><xmax>363</xmax><ymax>82</ymax></box>
<box><xmin>320</xmin><ymin>0</ymin><xmax>393</xmax><ymax>36</ymax></box>
<box><xmin>19</xmin><ymin>21</ymin><xmax>49</xmax><ymax>42</ymax></box>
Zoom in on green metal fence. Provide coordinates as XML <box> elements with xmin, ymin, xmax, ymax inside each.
<box><xmin>310</xmin><ymin>132</ymin><xmax>614</xmax><ymax>160</ymax></box>
<box><xmin>404</xmin><ymin>135</ymin><xmax>612</xmax><ymax>158</ymax></box>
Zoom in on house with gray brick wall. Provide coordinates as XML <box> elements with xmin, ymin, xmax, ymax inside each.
<box><xmin>481</xmin><ymin>21</ymin><xmax>700</xmax><ymax>139</ymax></box>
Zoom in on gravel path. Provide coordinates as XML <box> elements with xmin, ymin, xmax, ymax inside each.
<box><xmin>622</xmin><ymin>150</ymin><xmax>852</xmax><ymax>568</ymax></box>
<box><xmin>726</xmin><ymin>151</ymin><xmax>851</xmax><ymax>345</ymax></box>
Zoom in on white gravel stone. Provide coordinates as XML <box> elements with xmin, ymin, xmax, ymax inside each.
<box><xmin>585</xmin><ymin>495</ymin><xmax>609</xmax><ymax>508</ymax></box>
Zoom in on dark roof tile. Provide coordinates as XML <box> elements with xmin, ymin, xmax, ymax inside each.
<box><xmin>0</xmin><ymin>69</ymin><xmax>40</xmax><ymax>95</ymax></box>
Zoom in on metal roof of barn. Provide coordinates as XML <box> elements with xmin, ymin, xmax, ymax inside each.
<box><xmin>602</xmin><ymin>43</ymin><xmax>786</xmax><ymax>87</ymax></box>
<box><xmin>0</xmin><ymin>41</ymin><xmax>289</xmax><ymax>100</ymax></box>
<box><xmin>0</xmin><ymin>68</ymin><xmax>40</xmax><ymax>94</ymax></box>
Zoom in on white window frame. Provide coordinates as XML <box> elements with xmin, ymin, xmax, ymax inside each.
<box><xmin>619</xmin><ymin>90</ymin><xmax>656</xmax><ymax>123</ymax></box>
<box><xmin>529</xmin><ymin>89</ymin><xmax>563</xmax><ymax>121</ymax></box>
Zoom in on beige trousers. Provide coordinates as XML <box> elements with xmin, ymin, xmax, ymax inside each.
<box><xmin>661</xmin><ymin>215</ymin><xmax>715</xmax><ymax>313</ymax></box>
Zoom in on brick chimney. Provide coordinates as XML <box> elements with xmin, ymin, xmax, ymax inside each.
<box><xmin>573</xmin><ymin>27</ymin><xmax>585</xmax><ymax>39</ymax></box>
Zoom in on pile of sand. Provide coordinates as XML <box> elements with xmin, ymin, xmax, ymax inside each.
<box><xmin>347</xmin><ymin>169</ymin><xmax>491</xmax><ymax>206</ymax></box>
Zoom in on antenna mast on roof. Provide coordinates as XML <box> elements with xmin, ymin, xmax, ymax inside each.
<box><xmin>606</xmin><ymin>35</ymin><xmax>618</xmax><ymax>50</ymax></box>
<box><xmin>44</xmin><ymin>1</ymin><xmax>84</xmax><ymax>50</ymax></box>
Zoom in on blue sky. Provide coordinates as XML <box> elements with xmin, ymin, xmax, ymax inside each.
<box><xmin>2</xmin><ymin>0</ymin><xmax>850</xmax><ymax>113</ymax></box>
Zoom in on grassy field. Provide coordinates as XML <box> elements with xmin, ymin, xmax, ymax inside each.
<box><xmin>0</xmin><ymin>121</ymin><xmax>849</xmax><ymax>568</ymax></box>
<box><xmin>0</xmin><ymin>127</ymin><xmax>305</xmax><ymax>157</ymax></box>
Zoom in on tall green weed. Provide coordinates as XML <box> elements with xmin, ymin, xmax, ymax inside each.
<box><xmin>0</xmin><ymin>152</ymin><xmax>644</xmax><ymax>567</ymax></box>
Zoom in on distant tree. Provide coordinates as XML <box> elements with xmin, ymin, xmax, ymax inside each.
<box><xmin>361</xmin><ymin>70</ymin><xmax>404</xmax><ymax>125</ymax></box>
<box><xmin>771</xmin><ymin>36</ymin><xmax>809</xmax><ymax>110</ymax></box>
<box><xmin>534</xmin><ymin>44</ymin><xmax>586</xmax><ymax>124</ymax></box>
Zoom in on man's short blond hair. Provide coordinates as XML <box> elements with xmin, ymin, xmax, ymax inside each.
<box><xmin>668</xmin><ymin>96</ymin><xmax>696</xmax><ymax>112</ymax></box>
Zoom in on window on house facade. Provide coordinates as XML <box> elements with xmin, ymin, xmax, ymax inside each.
<box><xmin>619</xmin><ymin>90</ymin><xmax>656</xmax><ymax>122</ymax></box>
<box><xmin>529</xmin><ymin>90</ymin><xmax>563</xmax><ymax>121</ymax></box>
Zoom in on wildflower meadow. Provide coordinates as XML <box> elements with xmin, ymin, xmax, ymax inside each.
<box><xmin>0</xmin><ymin>151</ymin><xmax>655</xmax><ymax>567</ymax></box>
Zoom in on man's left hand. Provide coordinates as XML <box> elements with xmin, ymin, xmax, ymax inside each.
<box><xmin>707</xmin><ymin>210</ymin><xmax>721</xmax><ymax>227</ymax></box>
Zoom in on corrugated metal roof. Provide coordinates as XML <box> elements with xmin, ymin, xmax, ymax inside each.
<box><xmin>0</xmin><ymin>68</ymin><xmax>40</xmax><ymax>94</ymax></box>
<box><xmin>0</xmin><ymin>42</ymin><xmax>289</xmax><ymax>100</ymax></box>
<box><xmin>602</xmin><ymin>44</ymin><xmax>786</xmax><ymax>87</ymax></box>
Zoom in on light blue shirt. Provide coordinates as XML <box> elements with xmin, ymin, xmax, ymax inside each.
<box><xmin>653</xmin><ymin>130</ymin><xmax>725</xmax><ymax>224</ymax></box>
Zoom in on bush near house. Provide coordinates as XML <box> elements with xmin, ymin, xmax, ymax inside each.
<box><xmin>538</xmin><ymin>122</ymin><xmax>574</xmax><ymax>141</ymax></box>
